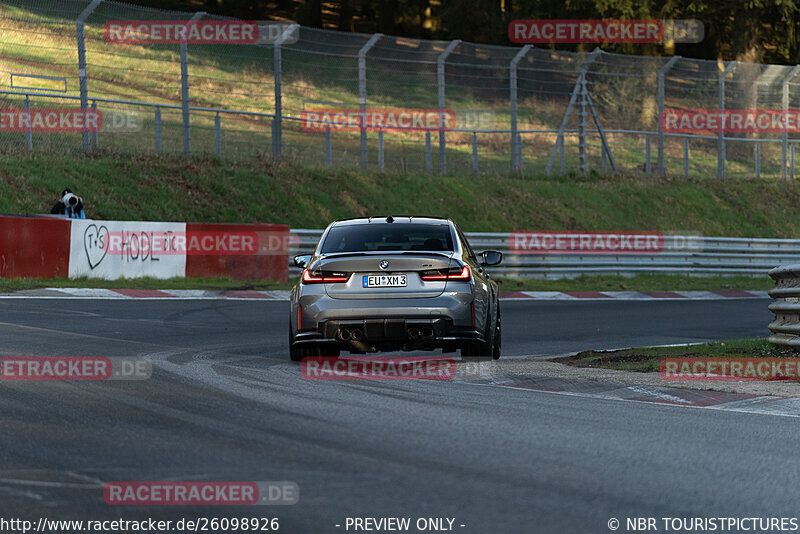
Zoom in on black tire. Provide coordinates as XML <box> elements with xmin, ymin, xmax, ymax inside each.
<box><xmin>492</xmin><ymin>307</ymin><xmax>501</xmax><ymax>360</ymax></box>
<box><xmin>461</xmin><ymin>305</ymin><xmax>498</xmax><ymax>361</ymax></box>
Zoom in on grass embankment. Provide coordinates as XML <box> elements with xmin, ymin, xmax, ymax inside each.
<box><xmin>2</xmin><ymin>153</ymin><xmax>799</xmax><ymax>236</ymax></box>
<box><xmin>554</xmin><ymin>339</ymin><xmax>791</xmax><ymax>372</ymax></box>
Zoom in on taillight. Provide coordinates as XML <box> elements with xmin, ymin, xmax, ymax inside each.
<box><xmin>301</xmin><ymin>269</ymin><xmax>351</xmax><ymax>284</ymax></box>
<box><xmin>420</xmin><ymin>265</ymin><xmax>471</xmax><ymax>281</ymax></box>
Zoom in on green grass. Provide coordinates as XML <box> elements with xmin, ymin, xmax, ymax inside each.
<box><xmin>2</xmin><ymin>152</ymin><xmax>800</xmax><ymax>238</ymax></box>
<box><xmin>554</xmin><ymin>339</ymin><xmax>788</xmax><ymax>372</ymax></box>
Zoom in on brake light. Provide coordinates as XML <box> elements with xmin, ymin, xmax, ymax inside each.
<box><xmin>301</xmin><ymin>269</ymin><xmax>351</xmax><ymax>284</ymax></box>
<box><xmin>420</xmin><ymin>265</ymin><xmax>471</xmax><ymax>281</ymax></box>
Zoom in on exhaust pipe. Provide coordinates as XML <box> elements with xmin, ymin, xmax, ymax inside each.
<box><xmin>408</xmin><ymin>328</ymin><xmax>421</xmax><ymax>339</ymax></box>
<box><xmin>351</xmin><ymin>328</ymin><xmax>364</xmax><ymax>341</ymax></box>
<box><xmin>338</xmin><ymin>328</ymin><xmax>351</xmax><ymax>341</ymax></box>
<box><xmin>421</xmin><ymin>327</ymin><xmax>434</xmax><ymax>339</ymax></box>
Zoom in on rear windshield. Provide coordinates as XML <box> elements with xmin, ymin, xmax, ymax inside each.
<box><xmin>320</xmin><ymin>223</ymin><xmax>454</xmax><ymax>253</ymax></box>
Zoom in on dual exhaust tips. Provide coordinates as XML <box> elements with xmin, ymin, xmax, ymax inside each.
<box><xmin>337</xmin><ymin>326</ymin><xmax>435</xmax><ymax>341</ymax></box>
<box><xmin>408</xmin><ymin>326</ymin><xmax>434</xmax><ymax>339</ymax></box>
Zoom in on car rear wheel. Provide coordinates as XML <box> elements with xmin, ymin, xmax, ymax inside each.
<box><xmin>461</xmin><ymin>306</ymin><xmax>500</xmax><ymax>361</ymax></box>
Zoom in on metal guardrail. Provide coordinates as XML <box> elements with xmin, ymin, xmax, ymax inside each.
<box><xmin>289</xmin><ymin>230</ymin><xmax>800</xmax><ymax>279</ymax></box>
<box><xmin>768</xmin><ymin>264</ymin><xmax>800</xmax><ymax>347</ymax></box>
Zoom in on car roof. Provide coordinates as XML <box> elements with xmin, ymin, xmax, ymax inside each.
<box><xmin>330</xmin><ymin>216</ymin><xmax>452</xmax><ymax>227</ymax></box>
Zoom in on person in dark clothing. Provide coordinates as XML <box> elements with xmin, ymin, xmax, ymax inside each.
<box><xmin>50</xmin><ymin>188</ymin><xmax>86</xmax><ymax>219</ymax></box>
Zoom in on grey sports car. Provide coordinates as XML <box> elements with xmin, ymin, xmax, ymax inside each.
<box><xmin>288</xmin><ymin>216</ymin><xmax>503</xmax><ymax>361</ymax></box>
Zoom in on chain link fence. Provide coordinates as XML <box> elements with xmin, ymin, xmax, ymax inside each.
<box><xmin>2</xmin><ymin>0</ymin><xmax>800</xmax><ymax>179</ymax></box>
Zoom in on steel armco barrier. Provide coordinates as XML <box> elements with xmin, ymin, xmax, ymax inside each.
<box><xmin>768</xmin><ymin>264</ymin><xmax>800</xmax><ymax>347</ymax></box>
<box><xmin>289</xmin><ymin>230</ymin><xmax>800</xmax><ymax>279</ymax></box>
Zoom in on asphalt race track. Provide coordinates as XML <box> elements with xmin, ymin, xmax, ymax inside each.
<box><xmin>0</xmin><ymin>297</ymin><xmax>793</xmax><ymax>533</ymax></box>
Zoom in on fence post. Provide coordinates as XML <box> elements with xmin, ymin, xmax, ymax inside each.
<box><xmin>378</xmin><ymin>129</ymin><xmax>384</xmax><ymax>171</ymax></box>
<box><xmin>76</xmin><ymin>0</ymin><xmax>103</xmax><ymax>152</ymax></box>
<box><xmin>657</xmin><ymin>56</ymin><xmax>680</xmax><ymax>177</ymax></box>
<box><xmin>578</xmin><ymin>73</ymin><xmax>588</xmax><ymax>174</ymax></box>
<box><xmin>154</xmin><ymin>107</ymin><xmax>162</xmax><ymax>154</ymax></box>
<box><xmin>358</xmin><ymin>33</ymin><xmax>382</xmax><ymax>169</ymax></box>
<box><xmin>23</xmin><ymin>95</ymin><xmax>32</xmax><ymax>150</ymax></box>
<box><xmin>425</xmin><ymin>131</ymin><xmax>432</xmax><ymax>173</ymax></box>
<box><xmin>754</xmin><ymin>142</ymin><xmax>760</xmax><ymax>178</ymax></box>
<box><xmin>472</xmin><ymin>132</ymin><xmax>478</xmax><ymax>174</ymax></box>
<box><xmin>272</xmin><ymin>24</ymin><xmax>300</xmax><ymax>160</ymax></box>
<box><xmin>438</xmin><ymin>40</ymin><xmax>461</xmax><ymax>176</ymax></box>
<box><xmin>325</xmin><ymin>127</ymin><xmax>332</xmax><ymax>168</ymax></box>
<box><xmin>510</xmin><ymin>44</ymin><xmax>532</xmax><ymax>173</ymax></box>
<box><xmin>545</xmin><ymin>48</ymin><xmax>600</xmax><ymax>175</ymax></box>
<box><xmin>91</xmin><ymin>100</ymin><xmax>98</xmax><ymax>148</ymax></box>
<box><xmin>214</xmin><ymin>112</ymin><xmax>221</xmax><ymax>156</ymax></box>
<box><xmin>180</xmin><ymin>11</ymin><xmax>205</xmax><ymax>156</ymax></box>
<box><xmin>717</xmin><ymin>61</ymin><xmax>737</xmax><ymax>179</ymax></box>
<box><xmin>559</xmin><ymin>135</ymin><xmax>565</xmax><ymax>174</ymax></box>
<box><xmin>683</xmin><ymin>137</ymin><xmax>689</xmax><ymax>177</ymax></box>
<box><xmin>781</xmin><ymin>65</ymin><xmax>800</xmax><ymax>179</ymax></box>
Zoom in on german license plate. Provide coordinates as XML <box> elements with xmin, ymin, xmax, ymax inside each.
<box><xmin>362</xmin><ymin>274</ymin><xmax>407</xmax><ymax>288</ymax></box>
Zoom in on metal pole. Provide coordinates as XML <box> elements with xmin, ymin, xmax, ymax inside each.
<box><xmin>23</xmin><ymin>95</ymin><xmax>32</xmax><ymax>150</ymax></box>
<box><xmin>755</xmin><ymin>142</ymin><xmax>760</xmax><ymax>178</ymax></box>
<box><xmin>792</xmin><ymin>144</ymin><xmax>796</xmax><ymax>180</ymax></box>
<box><xmin>325</xmin><ymin>127</ymin><xmax>332</xmax><ymax>168</ymax></box>
<box><xmin>683</xmin><ymin>137</ymin><xmax>689</xmax><ymax>177</ymax></box>
<box><xmin>425</xmin><ymin>131</ymin><xmax>432</xmax><ymax>173</ymax></box>
<box><xmin>657</xmin><ymin>56</ymin><xmax>680</xmax><ymax>177</ymax></box>
<box><xmin>377</xmin><ymin>129</ymin><xmax>384</xmax><ymax>171</ymax></box>
<box><xmin>559</xmin><ymin>135</ymin><xmax>565</xmax><ymax>174</ymax></box>
<box><xmin>358</xmin><ymin>33</ymin><xmax>382</xmax><ymax>169</ymax></box>
<box><xmin>717</xmin><ymin>61</ymin><xmax>737</xmax><ymax>179</ymax></box>
<box><xmin>545</xmin><ymin>48</ymin><xmax>600</xmax><ymax>175</ymax></box>
<box><xmin>77</xmin><ymin>0</ymin><xmax>103</xmax><ymax>151</ymax></box>
<box><xmin>578</xmin><ymin>73</ymin><xmax>588</xmax><ymax>174</ymax></box>
<box><xmin>180</xmin><ymin>11</ymin><xmax>205</xmax><ymax>156</ymax></box>
<box><xmin>273</xmin><ymin>24</ymin><xmax>300</xmax><ymax>160</ymax></box>
<box><xmin>214</xmin><ymin>112</ymin><xmax>221</xmax><ymax>156</ymax></box>
<box><xmin>438</xmin><ymin>40</ymin><xmax>461</xmax><ymax>176</ymax></box>
<box><xmin>91</xmin><ymin>100</ymin><xmax>98</xmax><ymax>148</ymax></box>
<box><xmin>781</xmin><ymin>65</ymin><xmax>800</xmax><ymax>179</ymax></box>
<box><xmin>154</xmin><ymin>107</ymin><xmax>162</xmax><ymax>154</ymax></box>
<box><xmin>510</xmin><ymin>44</ymin><xmax>532</xmax><ymax>173</ymax></box>
<box><xmin>472</xmin><ymin>132</ymin><xmax>478</xmax><ymax>174</ymax></box>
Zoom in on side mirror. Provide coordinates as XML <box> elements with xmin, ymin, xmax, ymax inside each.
<box><xmin>293</xmin><ymin>254</ymin><xmax>312</xmax><ymax>268</ymax></box>
<box><xmin>480</xmin><ymin>250</ymin><xmax>503</xmax><ymax>266</ymax></box>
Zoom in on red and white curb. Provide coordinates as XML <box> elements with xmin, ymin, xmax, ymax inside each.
<box><xmin>0</xmin><ymin>288</ymin><xmax>769</xmax><ymax>300</ymax></box>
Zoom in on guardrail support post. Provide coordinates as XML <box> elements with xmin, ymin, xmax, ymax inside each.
<box><xmin>717</xmin><ymin>61</ymin><xmax>737</xmax><ymax>179</ymax></box>
<box><xmin>325</xmin><ymin>127</ymin><xmax>332</xmax><ymax>168</ymax></box>
<box><xmin>438</xmin><ymin>40</ymin><xmax>461</xmax><ymax>176</ymax></box>
<box><xmin>214</xmin><ymin>112</ymin><xmax>221</xmax><ymax>156</ymax></box>
<box><xmin>23</xmin><ymin>95</ymin><xmax>32</xmax><ymax>150</ymax></box>
<box><xmin>510</xmin><ymin>44</ymin><xmax>532</xmax><ymax>173</ymax></box>
<box><xmin>180</xmin><ymin>11</ymin><xmax>205</xmax><ymax>156</ymax></box>
<box><xmin>657</xmin><ymin>56</ymin><xmax>680</xmax><ymax>177</ymax></box>
<box><xmin>358</xmin><ymin>33</ymin><xmax>382</xmax><ymax>169</ymax></box>
<box><xmin>154</xmin><ymin>107</ymin><xmax>162</xmax><ymax>154</ymax></box>
<box><xmin>77</xmin><ymin>0</ymin><xmax>103</xmax><ymax>152</ymax></box>
<box><xmin>781</xmin><ymin>65</ymin><xmax>800</xmax><ymax>179</ymax></box>
<box><xmin>273</xmin><ymin>23</ymin><xmax>300</xmax><ymax>161</ymax></box>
